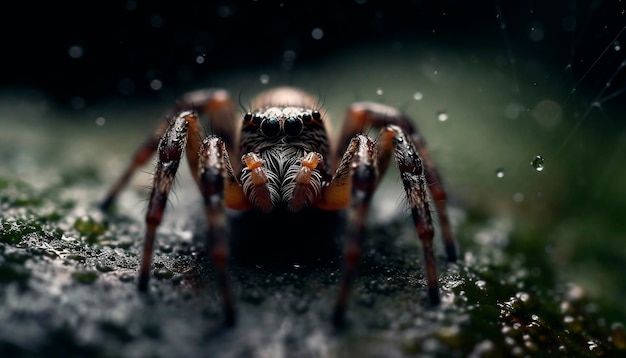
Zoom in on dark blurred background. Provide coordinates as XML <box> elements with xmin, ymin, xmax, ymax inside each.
<box><xmin>2</xmin><ymin>0</ymin><xmax>624</xmax><ymax>109</ymax></box>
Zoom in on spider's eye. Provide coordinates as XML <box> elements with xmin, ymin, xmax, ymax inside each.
<box><xmin>252</xmin><ymin>113</ymin><xmax>263</xmax><ymax>125</ymax></box>
<box><xmin>284</xmin><ymin>116</ymin><xmax>303</xmax><ymax>136</ymax></box>
<box><xmin>243</xmin><ymin>112</ymin><xmax>253</xmax><ymax>123</ymax></box>
<box><xmin>312</xmin><ymin>110</ymin><xmax>321</xmax><ymax>121</ymax></box>
<box><xmin>301</xmin><ymin>112</ymin><xmax>312</xmax><ymax>123</ymax></box>
<box><xmin>261</xmin><ymin>117</ymin><xmax>280</xmax><ymax>137</ymax></box>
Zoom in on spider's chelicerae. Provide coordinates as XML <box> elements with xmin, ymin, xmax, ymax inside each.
<box><xmin>100</xmin><ymin>86</ymin><xmax>457</xmax><ymax>327</ymax></box>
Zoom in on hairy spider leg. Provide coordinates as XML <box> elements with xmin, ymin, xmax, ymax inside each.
<box><xmin>329</xmin><ymin>103</ymin><xmax>454</xmax><ymax>326</ymax></box>
<box><xmin>139</xmin><ymin>111</ymin><xmax>246</xmax><ymax>326</ymax></box>
<box><xmin>177</xmin><ymin>89</ymin><xmax>240</xmax><ymax>166</ymax></box>
<box><xmin>198</xmin><ymin>136</ymin><xmax>250</xmax><ymax>326</ymax></box>
<box><xmin>99</xmin><ymin>120</ymin><xmax>168</xmax><ymax>211</ymax></box>
<box><xmin>139</xmin><ymin>111</ymin><xmax>197</xmax><ymax>292</ymax></box>
<box><xmin>319</xmin><ymin>135</ymin><xmax>377</xmax><ymax>326</ymax></box>
<box><xmin>378</xmin><ymin>125</ymin><xmax>440</xmax><ymax>304</ymax></box>
<box><xmin>100</xmin><ymin>89</ymin><xmax>239</xmax><ymax>211</ymax></box>
<box><xmin>101</xmin><ymin>88</ymin><xmax>243</xmax><ymax>326</ymax></box>
<box><xmin>336</xmin><ymin>102</ymin><xmax>457</xmax><ymax>262</ymax></box>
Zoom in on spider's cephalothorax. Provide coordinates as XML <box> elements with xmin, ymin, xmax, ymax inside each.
<box><xmin>100</xmin><ymin>86</ymin><xmax>457</xmax><ymax>327</ymax></box>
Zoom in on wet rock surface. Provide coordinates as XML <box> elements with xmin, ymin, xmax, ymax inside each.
<box><xmin>1</xmin><ymin>175</ymin><xmax>624</xmax><ymax>357</ymax></box>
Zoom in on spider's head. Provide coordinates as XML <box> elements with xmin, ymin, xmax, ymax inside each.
<box><xmin>238</xmin><ymin>107</ymin><xmax>329</xmax><ymax>213</ymax></box>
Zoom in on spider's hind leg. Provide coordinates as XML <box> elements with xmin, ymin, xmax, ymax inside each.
<box><xmin>100</xmin><ymin>120</ymin><xmax>168</xmax><ymax>212</ymax></box>
<box><xmin>100</xmin><ymin>88</ymin><xmax>238</xmax><ymax>211</ymax></box>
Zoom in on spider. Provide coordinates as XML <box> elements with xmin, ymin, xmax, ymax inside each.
<box><xmin>100</xmin><ymin>86</ymin><xmax>457</xmax><ymax>327</ymax></box>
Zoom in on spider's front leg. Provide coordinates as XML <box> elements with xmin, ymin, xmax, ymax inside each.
<box><xmin>100</xmin><ymin>88</ymin><xmax>238</xmax><ymax>211</ymax></box>
<box><xmin>138</xmin><ymin>111</ymin><xmax>244</xmax><ymax>326</ymax></box>
<box><xmin>320</xmin><ymin>134</ymin><xmax>378</xmax><ymax>326</ymax></box>
<box><xmin>337</xmin><ymin>102</ymin><xmax>457</xmax><ymax>262</ymax></box>
<box><xmin>139</xmin><ymin>112</ymin><xmax>196</xmax><ymax>292</ymax></box>
<box><xmin>197</xmin><ymin>136</ymin><xmax>249</xmax><ymax>326</ymax></box>
<box><xmin>329</xmin><ymin>103</ymin><xmax>455</xmax><ymax>326</ymax></box>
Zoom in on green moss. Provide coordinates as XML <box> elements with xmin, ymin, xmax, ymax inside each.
<box><xmin>0</xmin><ymin>219</ymin><xmax>42</xmax><ymax>244</ymax></box>
<box><xmin>73</xmin><ymin>215</ymin><xmax>108</xmax><ymax>244</ymax></box>
<box><xmin>71</xmin><ymin>271</ymin><xmax>99</xmax><ymax>284</ymax></box>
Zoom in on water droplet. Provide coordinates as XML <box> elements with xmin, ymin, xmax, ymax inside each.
<box><xmin>413</xmin><ymin>92</ymin><xmax>423</xmax><ymax>100</ymax></box>
<box><xmin>587</xmin><ymin>340</ymin><xmax>603</xmax><ymax>354</ymax></box>
<box><xmin>376</xmin><ymin>88</ymin><xmax>384</xmax><ymax>95</ymax></box>
<box><xmin>150</xmin><ymin>15</ymin><xmax>163</xmax><ymax>29</ymax></box>
<box><xmin>528</xmin><ymin>21</ymin><xmax>544</xmax><ymax>42</ymax></box>
<box><xmin>505</xmin><ymin>102</ymin><xmax>522</xmax><ymax>119</ymax></box>
<box><xmin>515</xmin><ymin>291</ymin><xmax>530</xmax><ymax>303</ymax></box>
<box><xmin>195</xmin><ymin>55</ymin><xmax>205</xmax><ymax>64</ymax></box>
<box><xmin>513</xmin><ymin>192</ymin><xmax>524</xmax><ymax>203</ymax></box>
<box><xmin>532</xmin><ymin>99</ymin><xmax>562</xmax><ymax>127</ymax></box>
<box><xmin>531</xmin><ymin>155</ymin><xmax>545</xmax><ymax>171</ymax></box>
<box><xmin>311</xmin><ymin>27</ymin><xmax>324</xmax><ymax>40</ymax></box>
<box><xmin>437</xmin><ymin>109</ymin><xmax>448</xmax><ymax>122</ymax></box>
<box><xmin>95</xmin><ymin>116</ymin><xmax>106</xmax><ymax>126</ymax></box>
<box><xmin>68</xmin><ymin>45</ymin><xmax>83</xmax><ymax>59</ymax></box>
<box><xmin>150</xmin><ymin>79</ymin><xmax>162</xmax><ymax>91</ymax></box>
<box><xmin>283</xmin><ymin>50</ymin><xmax>296</xmax><ymax>62</ymax></box>
<box><xmin>217</xmin><ymin>5</ymin><xmax>233</xmax><ymax>18</ymax></box>
<box><xmin>259</xmin><ymin>74</ymin><xmax>270</xmax><ymax>84</ymax></box>
<box><xmin>614</xmin><ymin>41</ymin><xmax>621</xmax><ymax>51</ymax></box>
<box><xmin>496</xmin><ymin>168</ymin><xmax>505</xmax><ymax>178</ymax></box>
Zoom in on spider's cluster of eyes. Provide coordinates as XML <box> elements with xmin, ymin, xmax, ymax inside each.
<box><xmin>243</xmin><ymin>109</ymin><xmax>322</xmax><ymax>137</ymax></box>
